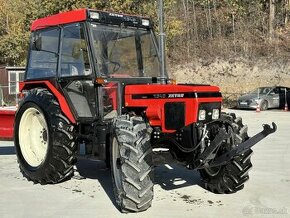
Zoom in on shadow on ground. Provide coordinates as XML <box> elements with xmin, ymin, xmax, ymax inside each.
<box><xmin>0</xmin><ymin>146</ymin><xmax>15</xmax><ymax>155</ymax></box>
<box><xmin>75</xmin><ymin>159</ymin><xmax>202</xmax><ymax>210</ymax></box>
<box><xmin>154</xmin><ymin>165</ymin><xmax>201</xmax><ymax>190</ymax></box>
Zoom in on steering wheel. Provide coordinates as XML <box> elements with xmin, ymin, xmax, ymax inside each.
<box><xmin>108</xmin><ymin>61</ymin><xmax>121</xmax><ymax>73</ymax></box>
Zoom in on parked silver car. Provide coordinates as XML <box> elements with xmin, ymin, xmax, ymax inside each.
<box><xmin>237</xmin><ymin>86</ymin><xmax>290</xmax><ymax>110</ymax></box>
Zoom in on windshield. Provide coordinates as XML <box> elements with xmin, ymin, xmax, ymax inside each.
<box><xmin>250</xmin><ymin>87</ymin><xmax>272</xmax><ymax>95</ymax></box>
<box><xmin>90</xmin><ymin>23</ymin><xmax>160</xmax><ymax>78</ymax></box>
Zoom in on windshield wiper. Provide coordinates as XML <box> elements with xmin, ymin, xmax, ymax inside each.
<box><xmin>135</xmin><ymin>32</ymin><xmax>144</xmax><ymax>76</ymax></box>
<box><xmin>108</xmin><ymin>23</ymin><xmax>124</xmax><ymax>60</ymax></box>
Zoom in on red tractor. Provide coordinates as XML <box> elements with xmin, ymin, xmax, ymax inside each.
<box><xmin>14</xmin><ymin>8</ymin><xmax>276</xmax><ymax>212</ymax></box>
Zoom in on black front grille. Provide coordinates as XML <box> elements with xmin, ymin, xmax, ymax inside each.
<box><xmin>164</xmin><ymin>102</ymin><xmax>185</xmax><ymax>130</ymax></box>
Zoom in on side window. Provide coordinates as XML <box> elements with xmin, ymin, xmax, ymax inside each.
<box><xmin>26</xmin><ymin>28</ymin><xmax>60</xmax><ymax>79</ymax></box>
<box><xmin>141</xmin><ymin>33</ymin><xmax>159</xmax><ymax>77</ymax></box>
<box><xmin>60</xmin><ymin>23</ymin><xmax>91</xmax><ymax>77</ymax></box>
<box><xmin>272</xmin><ymin>88</ymin><xmax>279</xmax><ymax>94</ymax></box>
<box><xmin>8</xmin><ymin>70</ymin><xmax>25</xmax><ymax>94</ymax></box>
<box><xmin>280</xmin><ymin>88</ymin><xmax>286</xmax><ymax>94</ymax></box>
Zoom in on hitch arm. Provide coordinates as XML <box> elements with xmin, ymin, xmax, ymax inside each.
<box><xmin>210</xmin><ymin>122</ymin><xmax>277</xmax><ymax>167</ymax></box>
<box><xmin>194</xmin><ymin>128</ymin><xmax>230</xmax><ymax>169</ymax></box>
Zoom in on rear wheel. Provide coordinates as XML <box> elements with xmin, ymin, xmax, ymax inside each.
<box><xmin>199</xmin><ymin>113</ymin><xmax>253</xmax><ymax>193</ymax></box>
<box><xmin>14</xmin><ymin>88</ymin><xmax>76</xmax><ymax>184</ymax></box>
<box><xmin>110</xmin><ymin>115</ymin><xmax>154</xmax><ymax>213</ymax></box>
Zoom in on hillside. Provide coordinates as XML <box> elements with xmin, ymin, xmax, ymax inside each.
<box><xmin>171</xmin><ymin>58</ymin><xmax>290</xmax><ymax>106</ymax></box>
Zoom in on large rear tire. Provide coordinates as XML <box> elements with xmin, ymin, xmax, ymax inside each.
<box><xmin>14</xmin><ymin>88</ymin><xmax>76</xmax><ymax>184</ymax></box>
<box><xmin>110</xmin><ymin>115</ymin><xmax>154</xmax><ymax>213</ymax></box>
<box><xmin>199</xmin><ymin>113</ymin><xmax>253</xmax><ymax>193</ymax></box>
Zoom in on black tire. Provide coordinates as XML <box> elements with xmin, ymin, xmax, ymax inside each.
<box><xmin>14</xmin><ymin>88</ymin><xmax>76</xmax><ymax>184</ymax></box>
<box><xmin>260</xmin><ymin>100</ymin><xmax>268</xmax><ymax>111</ymax></box>
<box><xmin>199</xmin><ymin>113</ymin><xmax>253</xmax><ymax>194</ymax></box>
<box><xmin>110</xmin><ymin>115</ymin><xmax>154</xmax><ymax>213</ymax></box>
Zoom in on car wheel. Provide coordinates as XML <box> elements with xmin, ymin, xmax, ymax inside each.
<box><xmin>260</xmin><ymin>100</ymin><xmax>268</xmax><ymax>111</ymax></box>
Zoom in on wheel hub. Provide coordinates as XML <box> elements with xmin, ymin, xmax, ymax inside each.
<box><xmin>42</xmin><ymin>129</ymin><xmax>48</xmax><ymax>142</ymax></box>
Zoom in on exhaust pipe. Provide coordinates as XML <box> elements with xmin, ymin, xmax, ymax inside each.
<box><xmin>159</xmin><ymin>0</ymin><xmax>167</xmax><ymax>84</ymax></box>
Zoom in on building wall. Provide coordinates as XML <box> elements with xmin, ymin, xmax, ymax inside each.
<box><xmin>0</xmin><ymin>66</ymin><xmax>25</xmax><ymax>105</ymax></box>
<box><xmin>0</xmin><ymin>67</ymin><xmax>9</xmax><ymax>102</ymax></box>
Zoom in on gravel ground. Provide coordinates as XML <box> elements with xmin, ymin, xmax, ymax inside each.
<box><xmin>0</xmin><ymin>109</ymin><xmax>289</xmax><ymax>218</ymax></box>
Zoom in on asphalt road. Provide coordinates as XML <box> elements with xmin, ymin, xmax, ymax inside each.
<box><xmin>0</xmin><ymin>109</ymin><xmax>289</xmax><ymax>218</ymax></box>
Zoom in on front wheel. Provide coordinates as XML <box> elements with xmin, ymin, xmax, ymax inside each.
<box><xmin>199</xmin><ymin>113</ymin><xmax>253</xmax><ymax>194</ymax></box>
<box><xmin>110</xmin><ymin>115</ymin><xmax>154</xmax><ymax>213</ymax></box>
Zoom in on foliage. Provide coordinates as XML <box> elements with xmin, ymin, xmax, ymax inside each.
<box><xmin>0</xmin><ymin>0</ymin><xmax>290</xmax><ymax>66</ymax></box>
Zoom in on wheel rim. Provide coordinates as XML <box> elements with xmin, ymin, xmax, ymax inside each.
<box><xmin>19</xmin><ymin>107</ymin><xmax>49</xmax><ymax>167</ymax></box>
<box><xmin>112</xmin><ymin>137</ymin><xmax>122</xmax><ymax>191</ymax></box>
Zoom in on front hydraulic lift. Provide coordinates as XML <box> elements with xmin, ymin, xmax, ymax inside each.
<box><xmin>195</xmin><ymin>122</ymin><xmax>277</xmax><ymax>169</ymax></box>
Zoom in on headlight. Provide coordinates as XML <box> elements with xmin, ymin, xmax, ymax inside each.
<box><xmin>142</xmin><ymin>19</ymin><xmax>150</xmax><ymax>26</ymax></box>
<box><xmin>198</xmin><ymin>110</ymin><xmax>206</xmax><ymax>120</ymax></box>
<box><xmin>90</xmin><ymin>12</ymin><xmax>100</xmax><ymax>20</ymax></box>
<box><xmin>212</xmin><ymin>109</ymin><xmax>220</xmax><ymax>120</ymax></box>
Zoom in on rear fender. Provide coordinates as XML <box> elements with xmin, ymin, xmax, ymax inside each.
<box><xmin>19</xmin><ymin>81</ymin><xmax>76</xmax><ymax>124</ymax></box>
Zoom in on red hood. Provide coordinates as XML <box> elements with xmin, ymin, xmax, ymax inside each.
<box><xmin>125</xmin><ymin>84</ymin><xmax>220</xmax><ymax>94</ymax></box>
<box><xmin>124</xmin><ymin>84</ymin><xmax>222</xmax><ymax>133</ymax></box>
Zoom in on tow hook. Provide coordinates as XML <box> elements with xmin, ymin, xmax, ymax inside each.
<box><xmin>210</xmin><ymin>122</ymin><xmax>277</xmax><ymax>167</ymax></box>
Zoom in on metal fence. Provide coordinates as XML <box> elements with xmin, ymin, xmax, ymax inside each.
<box><xmin>0</xmin><ymin>84</ymin><xmax>19</xmax><ymax>107</ymax></box>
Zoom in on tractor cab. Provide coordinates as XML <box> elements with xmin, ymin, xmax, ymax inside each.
<box><xmin>25</xmin><ymin>9</ymin><xmax>163</xmax><ymax>122</ymax></box>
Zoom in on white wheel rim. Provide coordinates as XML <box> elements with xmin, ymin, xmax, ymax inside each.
<box><xmin>19</xmin><ymin>107</ymin><xmax>49</xmax><ymax>167</ymax></box>
<box><xmin>112</xmin><ymin>137</ymin><xmax>122</xmax><ymax>190</ymax></box>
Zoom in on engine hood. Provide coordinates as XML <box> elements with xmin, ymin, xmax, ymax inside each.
<box><xmin>124</xmin><ymin>84</ymin><xmax>222</xmax><ymax>133</ymax></box>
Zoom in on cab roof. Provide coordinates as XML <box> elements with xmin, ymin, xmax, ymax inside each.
<box><xmin>31</xmin><ymin>9</ymin><xmax>152</xmax><ymax>32</ymax></box>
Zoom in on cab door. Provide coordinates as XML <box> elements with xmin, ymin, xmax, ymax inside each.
<box><xmin>279</xmin><ymin>87</ymin><xmax>289</xmax><ymax>108</ymax></box>
<box><xmin>58</xmin><ymin>23</ymin><xmax>97</xmax><ymax>120</ymax></box>
<box><xmin>268</xmin><ymin>87</ymin><xmax>280</xmax><ymax>108</ymax></box>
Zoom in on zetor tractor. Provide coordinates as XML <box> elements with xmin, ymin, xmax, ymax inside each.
<box><xmin>14</xmin><ymin>8</ymin><xmax>276</xmax><ymax>212</ymax></box>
